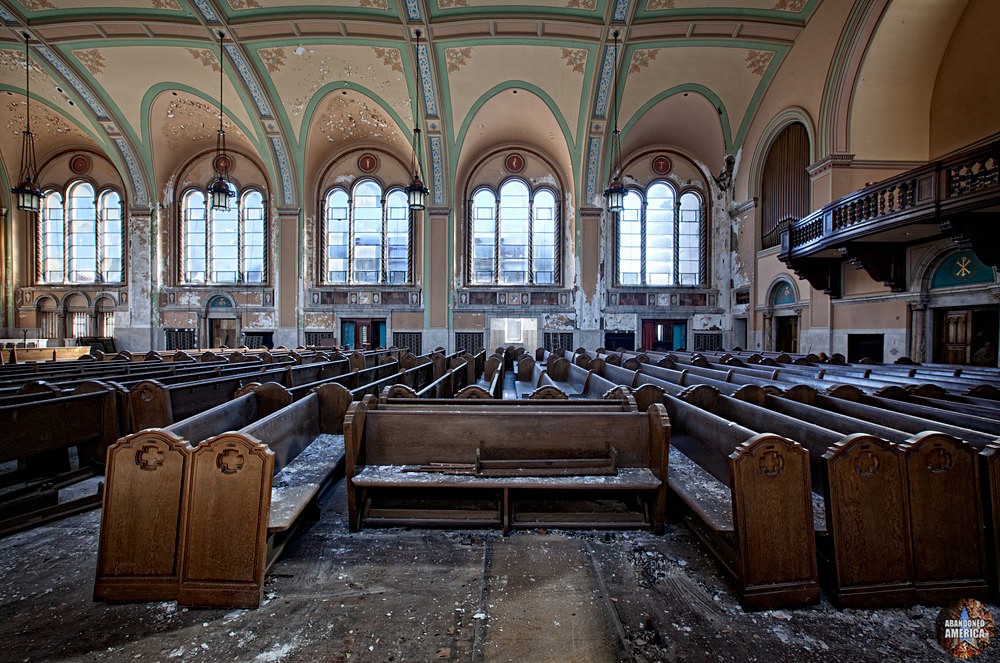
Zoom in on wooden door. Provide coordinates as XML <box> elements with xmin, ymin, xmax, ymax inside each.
<box><xmin>938</xmin><ymin>309</ymin><xmax>971</xmax><ymax>364</ymax></box>
<box><xmin>775</xmin><ymin>316</ymin><xmax>798</xmax><ymax>353</ymax></box>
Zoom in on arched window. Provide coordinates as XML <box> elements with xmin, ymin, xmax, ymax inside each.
<box><xmin>322</xmin><ymin>179</ymin><xmax>411</xmax><ymax>285</ymax></box>
<box><xmin>616</xmin><ymin>181</ymin><xmax>704</xmax><ymax>287</ymax></box>
<box><xmin>182</xmin><ymin>184</ymin><xmax>267</xmax><ymax>284</ymax></box>
<box><xmin>469</xmin><ymin>180</ymin><xmax>561</xmax><ymax>285</ymax></box>
<box><xmin>38</xmin><ymin>182</ymin><xmax>123</xmax><ymax>284</ymax></box>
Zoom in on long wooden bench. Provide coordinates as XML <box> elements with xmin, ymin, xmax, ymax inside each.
<box><xmin>738</xmin><ymin>384</ymin><xmax>990</xmax><ymax>603</ymax></box>
<box><xmin>344</xmin><ymin>395</ymin><xmax>669</xmax><ymax>535</ymax></box>
<box><xmin>0</xmin><ymin>380</ymin><xmax>124</xmax><ymax>535</ymax></box>
<box><xmin>654</xmin><ymin>386</ymin><xmax>820</xmax><ymax>611</ymax></box>
<box><xmin>95</xmin><ymin>382</ymin><xmax>352</xmax><ymax>608</ymax></box>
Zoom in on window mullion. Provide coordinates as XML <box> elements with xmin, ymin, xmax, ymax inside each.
<box><xmin>527</xmin><ymin>191</ymin><xmax>534</xmax><ymax>285</ymax></box>
<box><xmin>381</xmin><ymin>196</ymin><xmax>387</xmax><ymax>285</ymax></box>
<box><xmin>493</xmin><ymin>199</ymin><xmax>500</xmax><ymax>283</ymax></box>
<box><xmin>674</xmin><ymin>199</ymin><xmax>681</xmax><ymax>286</ymax></box>
<box><xmin>348</xmin><ymin>195</ymin><xmax>355</xmax><ymax>285</ymax></box>
<box><xmin>95</xmin><ymin>194</ymin><xmax>103</xmax><ymax>284</ymax></box>
<box><xmin>237</xmin><ymin>198</ymin><xmax>244</xmax><ymax>284</ymax></box>
<box><xmin>640</xmin><ymin>200</ymin><xmax>647</xmax><ymax>287</ymax></box>
<box><xmin>206</xmin><ymin>203</ymin><xmax>214</xmax><ymax>284</ymax></box>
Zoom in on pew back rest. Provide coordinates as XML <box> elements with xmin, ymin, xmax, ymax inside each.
<box><xmin>353</xmin><ymin>408</ymin><xmax>656</xmax><ymax>470</ymax></box>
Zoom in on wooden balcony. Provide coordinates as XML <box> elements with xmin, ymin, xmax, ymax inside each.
<box><xmin>779</xmin><ymin>137</ymin><xmax>1000</xmax><ymax>298</ymax></box>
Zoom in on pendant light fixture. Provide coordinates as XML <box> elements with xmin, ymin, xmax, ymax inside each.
<box><xmin>207</xmin><ymin>30</ymin><xmax>235</xmax><ymax>211</ymax></box>
<box><xmin>405</xmin><ymin>29</ymin><xmax>429</xmax><ymax>211</ymax></box>
<box><xmin>603</xmin><ymin>30</ymin><xmax>626</xmax><ymax>213</ymax></box>
<box><xmin>11</xmin><ymin>32</ymin><xmax>42</xmax><ymax>213</ymax></box>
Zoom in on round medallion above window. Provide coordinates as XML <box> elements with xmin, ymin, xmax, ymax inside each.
<box><xmin>504</xmin><ymin>153</ymin><xmax>525</xmax><ymax>173</ymax></box>
<box><xmin>651</xmin><ymin>155</ymin><xmax>672</xmax><ymax>176</ymax></box>
<box><xmin>69</xmin><ymin>154</ymin><xmax>91</xmax><ymax>175</ymax></box>
<box><xmin>357</xmin><ymin>153</ymin><xmax>379</xmax><ymax>174</ymax></box>
<box><xmin>213</xmin><ymin>153</ymin><xmax>234</xmax><ymax>175</ymax></box>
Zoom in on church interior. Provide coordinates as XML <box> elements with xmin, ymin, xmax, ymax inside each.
<box><xmin>1</xmin><ymin>0</ymin><xmax>999</xmax><ymax>660</ymax></box>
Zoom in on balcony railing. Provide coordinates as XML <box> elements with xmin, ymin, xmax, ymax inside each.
<box><xmin>780</xmin><ymin>138</ymin><xmax>999</xmax><ymax>262</ymax></box>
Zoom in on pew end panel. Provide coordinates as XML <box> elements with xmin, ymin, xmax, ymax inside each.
<box><xmin>177</xmin><ymin>434</ymin><xmax>275</xmax><ymax>609</ymax></box>
<box><xmin>729</xmin><ymin>434</ymin><xmax>820</xmax><ymax>610</ymax></box>
<box><xmin>903</xmin><ymin>432</ymin><xmax>990</xmax><ymax>603</ymax></box>
<box><xmin>821</xmin><ymin>434</ymin><xmax>914</xmax><ymax>607</ymax></box>
<box><xmin>94</xmin><ymin>429</ymin><xmax>192</xmax><ymax>602</ymax></box>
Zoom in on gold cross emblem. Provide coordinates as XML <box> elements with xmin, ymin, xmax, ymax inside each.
<box><xmin>955</xmin><ymin>256</ymin><xmax>973</xmax><ymax>278</ymax></box>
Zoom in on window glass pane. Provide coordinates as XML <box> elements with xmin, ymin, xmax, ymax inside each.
<box><xmin>184</xmin><ymin>190</ymin><xmax>207</xmax><ymax>283</ymax></box>
<box><xmin>532</xmin><ymin>189</ymin><xmax>557</xmax><ymax>285</ymax></box>
<box><xmin>325</xmin><ymin>188</ymin><xmax>349</xmax><ymax>283</ymax></box>
<box><xmin>617</xmin><ymin>190</ymin><xmax>642</xmax><ymax>285</ymax></box>
<box><xmin>99</xmin><ymin>190</ymin><xmax>123</xmax><ymax>283</ymax></box>
<box><xmin>210</xmin><ymin>187</ymin><xmax>239</xmax><ymax>283</ymax></box>
<box><xmin>646</xmin><ymin>182</ymin><xmax>675</xmax><ymax>286</ymax></box>
<box><xmin>68</xmin><ymin>182</ymin><xmax>97</xmax><ymax>283</ymax></box>
<box><xmin>242</xmin><ymin>189</ymin><xmax>266</xmax><ymax>283</ymax></box>
<box><xmin>41</xmin><ymin>191</ymin><xmax>64</xmax><ymax>283</ymax></box>
<box><xmin>678</xmin><ymin>192</ymin><xmax>702</xmax><ymax>285</ymax></box>
<box><xmin>499</xmin><ymin>181</ymin><xmax>529</xmax><ymax>284</ymax></box>
<box><xmin>352</xmin><ymin>180</ymin><xmax>383</xmax><ymax>283</ymax></box>
<box><xmin>471</xmin><ymin>189</ymin><xmax>496</xmax><ymax>284</ymax></box>
<box><xmin>385</xmin><ymin>189</ymin><xmax>409</xmax><ymax>284</ymax></box>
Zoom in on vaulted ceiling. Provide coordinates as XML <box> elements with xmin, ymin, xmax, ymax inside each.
<box><xmin>0</xmin><ymin>0</ymin><xmax>977</xmax><ymax>211</ymax></box>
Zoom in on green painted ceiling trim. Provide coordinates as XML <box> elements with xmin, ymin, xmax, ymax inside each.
<box><xmin>11</xmin><ymin>4</ymin><xmax>195</xmax><ymax>19</ymax></box>
<box><xmin>212</xmin><ymin>4</ymin><xmax>401</xmax><ymax>21</ymax></box>
<box><xmin>138</xmin><ymin>83</ymin><xmax>274</xmax><ymax>189</ymax></box>
<box><xmin>634</xmin><ymin>0</ymin><xmax>819</xmax><ymax>24</ymax></box>
<box><xmin>818</xmin><ymin>0</ymin><xmax>875</xmax><ymax>157</ymax></box>
<box><xmin>427</xmin><ymin>0</ymin><xmax>608</xmax><ymax>20</ymax></box>
<box><xmin>450</xmin><ymin>81</ymin><xmax>581</xmax><ymax>203</ymax></box>
<box><xmin>618</xmin><ymin>39</ymin><xmax>787</xmax><ymax>151</ymax></box>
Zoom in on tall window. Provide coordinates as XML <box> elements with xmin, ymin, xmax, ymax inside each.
<box><xmin>39</xmin><ymin>182</ymin><xmax>123</xmax><ymax>284</ymax></box>
<box><xmin>323</xmin><ymin>179</ymin><xmax>411</xmax><ymax>285</ymax></box>
<box><xmin>469</xmin><ymin>180</ymin><xmax>560</xmax><ymax>285</ymax></box>
<box><xmin>616</xmin><ymin>182</ymin><xmax>704</xmax><ymax>287</ymax></box>
<box><xmin>182</xmin><ymin>185</ymin><xmax>267</xmax><ymax>284</ymax></box>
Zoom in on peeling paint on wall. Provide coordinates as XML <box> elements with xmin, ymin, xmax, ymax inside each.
<box><xmin>605</xmin><ymin>313</ymin><xmax>637</xmax><ymax>331</ymax></box>
<box><xmin>542</xmin><ymin>312</ymin><xmax>576</xmax><ymax>330</ymax></box>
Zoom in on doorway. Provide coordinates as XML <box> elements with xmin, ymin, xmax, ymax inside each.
<box><xmin>641</xmin><ymin>320</ymin><xmax>687</xmax><ymax>352</ymax></box>
<box><xmin>934</xmin><ymin>307</ymin><xmax>999</xmax><ymax>365</ymax></box>
<box><xmin>210</xmin><ymin>318</ymin><xmax>239</xmax><ymax>348</ymax></box>
<box><xmin>774</xmin><ymin>315</ymin><xmax>798</xmax><ymax>353</ymax></box>
<box><xmin>341</xmin><ymin>318</ymin><xmax>386</xmax><ymax>350</ymax></box>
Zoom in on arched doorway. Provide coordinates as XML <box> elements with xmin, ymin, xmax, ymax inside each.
<box><xmin>205</xmin><ymin>295</ymin><xmax>240</xmax><ymax>349</ymax></box>
<box><xmin>925</xmin><ymin>250</ymin><xmax>998</xmax><ymax>365</ymax></box>
<box><xmin>766</xmin><ymin>279</ymin><xmax>800</xmax><ymax>353</ymax></box>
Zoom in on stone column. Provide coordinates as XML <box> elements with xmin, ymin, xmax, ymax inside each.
<box><xmin>423</xmin><ymin>206</ymin><xmax>450</xmax><ymax>351</ymax></box>
<box><xmin>273</xmin><ymin>207</ymin><xmax>301</xmax><ymax>348</ymax></box>
<box><xmin>763</xmin><ymin>310</ymin><xmax>774</xmax><ymax>352</ymax></box>
<box><xmin>909</xmin><ymin>299</ymin><xmax>928</xmax><ymax>363</ymax></box>
<box><xmin>118</xmin><ymin>207</ymin><xmax>154</xmax><ymax>351</ymax></box>
<box><xmin>577</xmin><ymin>207</ymin><xmax>603</xmax><ymax>350</ymax></box>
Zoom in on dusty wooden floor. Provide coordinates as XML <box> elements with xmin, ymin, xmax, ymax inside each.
<box><xmin>0</xmin><ymin>481</ymin><xmax>986</xmax><ymax>662</ymax></box>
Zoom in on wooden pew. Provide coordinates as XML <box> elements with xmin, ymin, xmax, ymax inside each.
<box><xmin>732</xmin><ymin>384</ymin><xmax>989</xmax><ymax>604</ymax></box>
<box><xmin>657</xmin><ymin>387</ymin><xmax>820</xmax><ymax>610</ymax></box>
<box><xmin>95</xmin><ymin>383</ymin><xmax>351</xmax><ymax>608</ymax></box>
<box><xmin>0</xmin><ymin>380</ymin><xmax>124</xmax><ymax>535</ymax></box>
<box><xmin>94</xmin><ymin>381</ymin><xmax>294</xmax><ymax>602</ymax></box>
<box><xmin>344</xmin><ymin>396</ymin><xmax>669</xmax><ymax>535</ymax></box>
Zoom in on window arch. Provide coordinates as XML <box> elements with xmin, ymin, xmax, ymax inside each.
<box><xmin>468</xmin><ymin>179</ymin><xmax>561</xmax><ymax>285</ymax></box>
<box><xmin>322</xmin><ymin>179</ymin><xmax>411</xmax><ymax>285</ymax></box>
<box><xmin>182</xmin><ymin>184</ymin><xmax>267</xmax><ymax>285</ymax></box>
<box><xmin>38</xmin><ymin>182</ymin><xmax>123</xmax><ymax>284</ymax></box>
<box><xmin>616</xmin><ymin>181</ymin><xmax>704</xmax><ymax>287</ymax></box>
